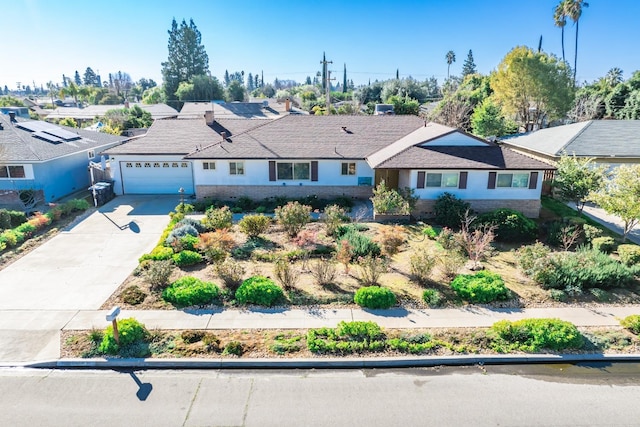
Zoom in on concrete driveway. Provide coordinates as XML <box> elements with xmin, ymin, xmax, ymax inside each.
<box><xmin>0</xmin><ymin>195</ymin><xmax>176</xmax><ymax>310</ymax></box>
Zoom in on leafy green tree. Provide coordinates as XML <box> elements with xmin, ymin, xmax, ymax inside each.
<box><xmin>490</xmin><ymin>46</ymin><xmax>573</xmax><ymax>131</ymax></box>
<box><xmin>142</xmin><ymin>86</ymin><xmax>166</xmax><ymax>104</ymax></box>
<box><xmin>590</xmin><ymin>165</ymin><xmax>640</xmax><ymax>242</ymax></box>
<box><xmin>387</xmin><ymin>95</ymin><xmax>419</xmax><ymax>115</ymax></box>
<box><xmin>446</xmin><ymin>51</ymin><xmax>456</xmax><ymax>79</ymax></box>
<box><xmin>176</xmin><ymin>74</ymin><xmax>224</xmax><ymax>102</ymax></box>
<box><xmin>161</xmin><ymin>18</ymin><xmax>209</xmax><ymax>107</ymax></box>
<box><xmin>0</xmin><ymin>96</ymin><xmax>25</xmax><ymax>107</ymax></box>
<box><xmin>461</xmin><ymin>50</ymin><xmax>476</xmax><ymax>77</ymax></box>
<box><xmin>619</xmin><ymin>90</ymin><xmax>640</xmax><ymax>119</ymax></box>
<box><xmin>59</xmin><ymin>80</ymin><xmax>79</xmax><ymax>105</ymax></box>
<box><xmin>554</xmin><ymin>154</ymin><xmax>605</xmax><ymax>213</ymax></box>
<box><xmin>605</xmin><ymin>83</ymin><xmax>631</xmax><ymax>118</ymax></box>
<box><xmin>471</xmin><ymin>98</ymin><xmax>511</xmax><ymax>137</ymax></box>
<box><xmin>59</xmin><ymin>117</ymin><xmax>78</xmax><ymax>128</ymax></box>
<box><xmin>83</xmin><ymin>67</ymin><xmax>97</xmax><ymax>86</ymax></box>
<box><xmin>226</xmin><ymin>80</ymin><xmax>246</xmax><ymax>101</ymax></box>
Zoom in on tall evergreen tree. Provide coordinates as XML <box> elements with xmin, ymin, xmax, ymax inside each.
<box><xmin>224</xmin><ymin>70</ymin><xmax>230</xmax><ymax>86</ymax></box>
<box><xmin>261</xmin><ymin>70</ymin><xmax>264</xmax><ymax>87</ymax></box>
<box><xmin>247</xmin><ymin>72</ymin><xmax>254</xmax><ymax>91</ymax></box>
<box><xmin>83</xmin><ymin>67</ymin><xmax>97</xmax><ymax>86</ymax></box>
<box><xmin>161</xmin><ymin>18</ymin><xmax>210</xmax><ymax>106</ymax></box>
<box><xmin>62</xmin><ymin>74</ymin><xmax>68</xmax><ymax>87</ymax></box>
<box><xmin>74</xmin><ymin>71</ymin><xmax>82</xmax><ymax>86</ymax></box>
<box><xmin>322</xmin><ymin>52</ymin><xmax>326</xmax><ymax>91</ymax></box>
<box><xmin>396</xmin><ymin>69</ymin><xmax>399</xmax><ymax>80</ymax></box>
<box><xmin>461</xmin><ymin>50</ymin><xmax>477</xmax><ymax>77</ymax></box>
<box><xmin>343</xmin><ymin>64</ymin><xmax>347</xmax><ymax>93</ymax></box>
<box><xmin>255</xmin><ymin>74</ymin><xmax>260</xmax><ymax>89</ymax></box>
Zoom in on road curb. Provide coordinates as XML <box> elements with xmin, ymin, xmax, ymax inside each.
<box><xmin>21</xmin><ymin>353</ymin><xmax>640</xmax><ymax>370</ymax></box>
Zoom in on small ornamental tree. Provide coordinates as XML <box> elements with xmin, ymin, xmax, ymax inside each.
<box><xmin>554</xmin><ymin>154</ymin><xmax>605</xmax><ymax>213</ymax></box>
<box><xmin>275</xmin><ymin>201</ymin><xmax>311</xmax><ymax>237</ymax></box>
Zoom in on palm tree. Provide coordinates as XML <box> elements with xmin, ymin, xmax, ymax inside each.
<box><xmin>604</xmin><ymin>68</ymin><xmax>624</xmax><ymax>88</ymax></box>
<box><xmin>553</xmin><ymin>0</ymin><xmax>568</xmax><ymax>62</ymax></box>
<box><xmin>446</xmin><ymin>50</ymin><xmax>456</xmax><ymax>80</ymax></box>
<box><xmin>46</xmin><ymin>81</ymin><xmax>56</xmax><ymax>107</ymax></box>
<box><xmin>565</xmin><ymin>0</ymin><xmax>589</xmax><ymax>84</ymax></box>
<box><xmin>59</xmin><ymin>79</ymin><xmax>79</xmax><ymax>106</ymax></box>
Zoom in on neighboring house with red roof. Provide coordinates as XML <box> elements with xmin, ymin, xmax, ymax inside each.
<box><xmin>103</xmin><ymin>114</ymin><xmax>553</xmax><ymax>217</ymax></box>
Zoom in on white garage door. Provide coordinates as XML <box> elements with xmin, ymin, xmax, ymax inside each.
<box><xmin>120</xmin><ymin>160</ymin><xmax>194</xmax><ymax>194</ymax></box>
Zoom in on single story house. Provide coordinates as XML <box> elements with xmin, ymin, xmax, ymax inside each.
<box><xmin>178</xmin><ymin>99</ymin><xmax>302</xmax><ymax>120</ymax></box>
<box><xmin>43</xmin><ymin>103</ymin><xmax>178</xmax><ymax>123</ymax></box>
<box><xmin>103</xmin><ymin>114</ymin><xmax>552</xmax><ymax>217</ymax></box>
<box><xmin>500</xmin><ymin>120</ymin><xmax>640</xmax><ymax>171</ymax></box>
<box><xmin>0</xmin><ymin>113</ymin><xmax>128</xmax><ymax>209</ymax></box>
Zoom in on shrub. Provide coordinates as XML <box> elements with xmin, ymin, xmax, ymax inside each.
<box><xmin>549</xmin><ymin>289</ymin><xmax>568</xmax><ymax>302</ymax></box>
<box><xmin>354</xmin><ymin>286</ymin><xmax>396</xmax><ymax>309</ymax></box>
<box><xmin>0</xmin><ymin>241</ymin><xmax>5</xmax><ymax>252</ymax></box>
<box><xmin>337</xmin><ymin>228</ymin><xmax>380</xmax><ymax>260</ymax></box>
<box><xmin>322</xmin><ymin>204</ymin><xmax>348</xmax><ymax>236</ymax></box>
<box><xmin>235</xmin><ymin>276</ymin><xmax>284</xmax><ymax>306</ymax></box>
<box><xmin>434</xmin><ymin>192</ymin><xmax>470</xmax><ymax>229</ymax></box>
<box><xmin>422</xmin><ymin>225</ymin><xmax>438</xmax><ymax>239</ymax></box>
<box><xmin>410</xmin><ymin>250</ymin><xmax>437</xmax><ymax>285</ymax></box>
<box><xmin>15</xmin><ymin>222</ymin><xmax>36</xmax><ymax>239</ymax></box>
<box><xmin>337</xmin><ymin>320</ymin><xmax>384</xmax><ymax>341</ymax></box>
<box><xmin>144</xmin><ymin>260</ymin><xmax>173</xmax><ymax>289</ymax></box>
<box><xmin>165</xmin><ymin>224</ymin><xmax>199</xmax><ymax>247</ymax></box>
<box><xmin>181</xmin><ymin>330</ymin><xmax>206</xmax><ymax>344</ymax></box>
<box><xmin>0</xmin><ymin>209</ymin><xmax>10</xmax><ymax>230</ymax></box>
<box><xmin>490</xmin><ymin>318</ymin><xmax>584</xmax><ymax>352</ymax></box>
<box><xmin>214</xmin><ymin>259</ymin><xmax>245</xmax><ymax>291</ymax></box>
<box><xmin>223</xmin><ymin>341</ymin><xmax>244</xmax><ymax>356</ymax></box>
<box><xmin>310</xmin><ymin>257</ymin><xmax>337</xmax><ymax>286</ymax></box>
<box><xmin>121</xmin><ymin>285</ymin><xmax>147</xmax><ymax>305</ymax></box>
<box><xmin>0</xmin><ymin>230</ymin><xmax>19</xmax><ymax>247</ymax></box>
<box><xmin>162</xmin><ymin>276</ymin><xmax>219</xmax><ymax>307</ymax></box>
<box><xmin>176</xmin><ymin>217</ymin><xmax>206</xmax><ymax>233</ymax></box>
<box><xmin>592</xmin><ymin>236</ymin><xmax>616</xmax><ymax>254</ymax></box>
<box><xmin>435</xmin><ymin>227</ymin><xmax>456</xmax><ymax>250</ymax></box>
<box><xmin>375</xmin><ymin>225</ymin><xmax>405</xmax><ymax>257</ymax></box>
<box><xmin>355</xmin><ymin>255</ymin><xmax>389</xmax><ymax>286</ymax></box>
<box><xmin>175</xmin><ymin>234</ymin><xmax>199</xmax><ymax>252</ymax></box>
<box><xmin>620</xmin><ymin>315</ymin><xmax>640</xmax><ymax>335</ymax></box>
<box><xmin>450</xmin><ymin>271</ymin><xmax>511</xmax><ymax>303</ymax></box>
<box><xmin>422</xmin><ymin>289</ymin><xmax>442</xmax><ymax>307</ymax></box>
<box><xmin>64</xmin><ymin>198</ymin><xmax>90</xmax><ymax>212</ymax></box>
<box><xmin>7</xmin><ymin>210</ymin><xmax>27</xmax><ymax>227</ymax></box>
<box><xmin>238</xmin><ymin>214</ymin><xmax>271</xmax><ymax>238</ymax></box>
<box><xmin>531</xmin><ymin>248</ymin><xmax>637</xmax><ymax>291</ymax></box>
<box><xmin>582</xmin><ymin>224</ymin><xmax>603</xmax><ymax>242</ymax></box>
<box><xmin>275</xmin><ymin>201</ymin><xmax>311</xmax><ymax>237</ymax></box>
<box><xmin>172</xmin><ymin>250</ymin><xmax>203</xmax><ymax>267</ymax></box>
<box><xmin>202</xmin><ymin>206</ymin><xmax>233</xmax><ymax>230</ymax></box>
<box><xmin>98</xmin><ymin>318</ymin><xmax>148</xmax><ymax>355</ymax></box>
<box><xmin>476</xmin><ymin>208</ymin><xmax>538</xmax><ymax>242</ymax></box>
<box><xmin>273</xmin><ymin>258</ymin><xmax>300</xmax><ymax>290</ymax></box>
<box><xmin>196</xmin><ymin>230</ymin><xmax>235</xmax><ymax>263</ymax></box>
<box><xmin>514</xmin><ymin>242</ymin><xmax>551</xmax><ymax>276</ymax></box>
<box><xmin>437</xmin><ymin>250</ymin><xmax>466</xmax><ymax>280</ymax></box>
<box><xmin>174</xmin><ymin>203</ymin><xmax>194</xmax><ymax>214</ymax></box>
<box><xmin>235</xmin><ymin>196</ymin><xmax>255</xmax><ymax>212</ymax></box>
<box><xmin>454</xmin><ymin>214</ymin><xmax>496</xmax><ymax>264</ymax></box>
<box><xmin>28</xmin><ymin>212</ymin><xmax>51</xmax><ymax>230</ymax></box>
<box><xmin>370</xmin><ymin>180</ymin><xmax>411</xmax><ymax>215</ymax></box>
<box><xmin>618</xmin><ymin>244</ymin><xmax>640</xmax><ymax>266</ymax></box>
<box><xmin>139</xmin><ymin>246</ymin><xmax>173</xmax><ymax>262</ymax></box>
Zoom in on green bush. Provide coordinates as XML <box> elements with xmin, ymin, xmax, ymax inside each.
<box><xmin>514</xmin><ymin>242</ymin><xmax>551</xmax><ymax>276</ymax></box>
<box><xmin>144</xmin><ymin>260</ymin><xmax>173</xmax><ymax>289</ymax></box>
<box><xmin>214</xmin><ymin>258</ymin><xmax>245</xmax><ymax>291</ymax></box>
<box><xmin>176</xmin><ymin>217</ymin><xmax>206</xmax><ymax>233</ymax></box>
<box><xmin>139</xmin><ymin>246</ymin><xmax>173</xmax><ymax>262</ymax></box>
<box><xmin>172</xmin><ymin>250</ymin><xmax>203</xmax><ymax>267</ymax></box>
<box><xmin>355</xmin><ymin>255</ymin><xmax>389</xmax><ymax>286</ymax></box>
<box><xmin>531</xmin><ymin>248</ymin><xmax>637</xmax><ymax>291</ymax></box>
<box><xmin>490</xmin><ymin>318</ymin><xmax>584</xmax><ymax>352</ymax></box>
<box><xmin>238</xmin><ymin>214</ymin><xmax>271</xmax><ymax>238</ymax></box>
<box><xmin>235</xmin><ymin>276</ymin><xmax>284</xmax><ymax>306</ymax></box>
<box><xmin>322</xmin><ymin>204</ymin><xmax>348</xmax><ymax>236</ymax></box>
<box><xmin>15</xmin><ymin>222</ymin><xmax>36</xmax><ymax>238</ymax></box>
<box><xmin>422</xmin><ymin>225</ymin><xmax>438</xmax><ymax>239</ymax></box>
<box><xmin>476</xmin><ymin>208</ymin><xmax>538</xmax><ymax>242</ymax></box>
<box><xmin>434</xmin><ymin>192</ymin><xmax>470</xmax><ymax>229</ymax></box>
<box><xmin>121</xmin><ymin>285</ymin><xmax>147</xmax><ymax>305</ymax></box>
<box><xmin>0</xmin><ymin>230</ymin><xmax>18</xmax><ymax>247</ymax></box>
<box><xmin>165</xmin><ymin>224</ymin><xmax>199</xmax><ymax>246</ymax></box>
<box><xmin>223</xmin><ymin>341</ymin><xmax>244</xmax><ymax>356</ymax></box>
<box><xmin>337</xmin><ymin>321</ymin><xmax>384</xmax><ymax>341</ymax></box>
<box><xmin>202</xmin><ymin>206</ymin><xmax>233</xmax><ymax>230</ymax></box>
<box><xmin>336</xmin><ymin>229</ymin><xmax>380</xmax><ymax>260</ymax></box>
<box><xmin>7</xmin><ymin>210</ymin><xmax>27</xmax><ymax>227</ymax></box>
<box><xmin>98</xmin><ymin>318</ymin><xmax>149</xmax><ymax>355</ymax></box>
<box><xmin>618</xmin><ymin>244</ymin><xmax>640</xmax><ymax>266</ymax></box>
<box><xmin>450</xmin><ymin>271</ymin><xmax>511</xmax><ymax>303</ymax></box>
<box><xmin>410</xmin><ymin>251</ymin><xmax>437</xmax><ymax>285</ymax></box>
<box><xmin>354</xmin><ymin>286</ymin><xmax>396</xmax><ymax>309</ymax></box>
<box><xmin>64</xmin><ymin>198</ymin><xmax>90</xmax><ymax>212</ymax></box>
<box><xmin>422</xmin><ymin>289</ymin><xmax>442</xmax><ymax>307</ymax></box>
<box><xmin>0</xmin><ymin>209</ymin><xmax>11</xmax><ymax>230</ymax></box>
<box><xmin>370</xmin><ymin>180</ymin><xmax>412</xmax><ymax>215</ymax></box>
<box><xmin>162</xmin><ymin>276</ymin><xmax>219</xmax><ymax>307</ymax></box>
<box><xmin>592</xmin><ymin>236</ymin><xmax>616</xmax><ymax>254</ymax></box>
<box><xmin>620</xmin><ymin>315</ymin><xmax>640</xmax><ymax>335</ymax></box>
<box><xmin>275</xmin><ymin>201</ymin><xmax>311</xmax><ymax>237</ymax></box>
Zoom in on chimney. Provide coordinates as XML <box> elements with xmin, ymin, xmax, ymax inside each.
<box><xmin>8</xmin><ymin>112</ymin><xmax>16</xmax><ymax>123</ymax></box>
<box><xmin>221</xmin><ymin>131</ymin><xmax>227</xmax><ymax>140</ymax></box>
<box><xmin>124</xmin><ymin>100</ymin><xmax>130</xmax><ymax>109</ymax></box>
<box><xmin>204</xmin><ymin>110</ymin><xmax>214</xmax><ymax>126</ymax></box>
<box><xmin>285</xmin><ymin>98</ymin><xmax>290</xmax><ymax>112</ymax></box>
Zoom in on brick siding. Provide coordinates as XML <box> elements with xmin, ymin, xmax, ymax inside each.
<box><xmin>414</xmin><ymin>199</ymin><xmax>541</xmax><ymax>219</ymax></box>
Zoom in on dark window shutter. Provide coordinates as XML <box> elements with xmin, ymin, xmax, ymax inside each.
<box><xmin>529</xmin><ymin>171</ymin><xmax>538</xmax><ymax>189</ymax></box>
<box><xmin>417</xmin><ymin>171</ymin><xmax>425</xmax><ymax>189</ymax></box>
<box><xmin>458</xmin><ymin>172</ymin><xmax>468</xmax><ymax>189</ymax></box>
<box><xmin>311</xmin><ymin>161</ymin><xmax>318</xmax><ymax>181</ymax></box>
<box><xmin>269</xmin><ymin>161</ymin><xmax>276</xmax><ymax>181</ymax></box>
<box><xmin>488</xmin><ymin>172</ymin><xmax>496</xmax><ymax>189</ymax></box>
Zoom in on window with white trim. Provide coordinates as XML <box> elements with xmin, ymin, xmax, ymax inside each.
<box><xmin>229</xmin><ymin>162</ymin><xmax>244</xmax><ymax>175</ymax></box>
<box><xmin>426</xmin><ymin>172</ymin><xmax>458</xmax><ymax>188</ymax></box>
<box><xmin>497</xmin><ymin>173</ymin><xmax>529</xmax><ymax>188</ymax></box>
<box><xmin>203</xmin><ymin>162</ymin><xmax>216</xmax><ymax>170</ymax></box>
<box><xmin>0</xmin><ymin>165</ymin><xmax>26</xmax><ymax>179</ymax></box>
<box><xmin>277</xmin><ymin>162</ymin><xmax>310</xmax><ymax>180</ymax></box>
<box><xmin>87</xmin><ymin>150</ymin><xmax>95</xmax><ymax>159</ymax></box>
<box><xmin>341</xmin><ymin>162</ymin><xmax>356</xmax><ymax>175</ymax></box>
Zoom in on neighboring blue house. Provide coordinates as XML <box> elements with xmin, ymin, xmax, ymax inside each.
<box><xmin>0</xmin><ymin>107</ymin><xmax>30</xmax><ymax>119</ymax></box>
<box><xmin>0</xmin><ymin>113</ymin><xmax>127</xmax><ymax>210</ymax></box>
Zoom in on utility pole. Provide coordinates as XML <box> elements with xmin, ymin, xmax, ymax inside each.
<box><xmin>320</xmin><ymin>56</ymin><xmax>333</xmax><ymax>114</ymax></box>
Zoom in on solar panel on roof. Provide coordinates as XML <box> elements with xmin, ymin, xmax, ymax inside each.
<box><xmin>42</xmin><ymin>127</ymin><xmax>80</xmax><ymax>141</ymax></box>
<box><xmin>32</xmin><ymin>131</ymin><xmax>63</xmax><ymax>143</ymax></box>
<box><xmin>17</xmin><ymin>121</ymin><xmax>51</xmax><ymax>132</ymax></box>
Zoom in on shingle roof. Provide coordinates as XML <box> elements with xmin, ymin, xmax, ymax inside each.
<box><xmin>44</xmin><ymin>103</ymin><xmax>178</xmax><ymax>120</ymax></box>
<box><xmin>186</xmin><ymin>115</ymin><xmax>426</xmax><ymax>159</ymax></box>
<box><xmin>500</xmin><ymin>120</ymin><xmax>640</xmax><ymax>158</ymax></box>
<box><xmin>0</xmin><ymin>115</ymin><xmax>127</xmax><ymax>162</ymax></box>
<box><xmin>179</xmin><ymin>101</ymin><xmax>289</xmax><ymax>119</ymax></box>
<box><xmin>373</xmin><ymin>145</ymin><xmax>554</xmax><ymax>170</ymax></box>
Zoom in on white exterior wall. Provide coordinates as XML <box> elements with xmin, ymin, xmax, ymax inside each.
<box><xmin>193</xmin><ymin>159</ymin><xmax>374</xmax><ymax>186</ymax></box>
<box><xmin>108</xmin><ymin>154</ymin><xmax>192</xmax><ymax>195</ymax></box>
<box><xmin>409</xmin><ymin>169</ymin><xmax>544</xmax><ymax>200</ymax></box>
<box><xmin>421</xmin><ymin>133</ymin><xmax>487</xmax><ymax>147</ymax></box>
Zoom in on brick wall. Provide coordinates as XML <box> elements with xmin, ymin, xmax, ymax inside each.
<box><xmin>414</xmin><ymin>199</ymin><xmax>541</xmax><ymax>219</ymax></box>
<box><xmin>196</xmin><ymin>185</ymin><xmax>374</xmax><ymax>201</ymax></box>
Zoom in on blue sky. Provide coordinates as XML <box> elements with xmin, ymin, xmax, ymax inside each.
<box><xmin>3</xmin><ymin>0</ymin><xmax>639</xmax><ymax>90</ymax></box>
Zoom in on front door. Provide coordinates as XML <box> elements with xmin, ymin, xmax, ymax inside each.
<box><xmin>374</xmin><ymin>169</ymin><xmax>399</xmax><ymax>190</ymax></box>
